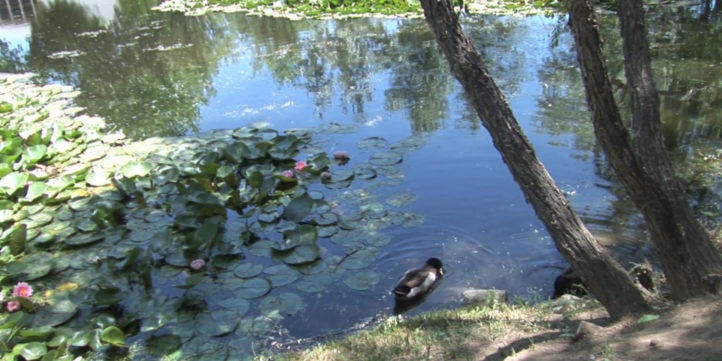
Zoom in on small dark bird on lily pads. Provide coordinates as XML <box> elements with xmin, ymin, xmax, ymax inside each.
<box><xmin>393</xmin><ymin>258</ymin><xmax>444</xmax><ymax>314</ymax></box>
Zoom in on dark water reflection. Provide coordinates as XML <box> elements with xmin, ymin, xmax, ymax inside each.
<box><xmin>1</xmin><ymin>0</ymin><xmax>721</xmax><ymax>342</ymax></box>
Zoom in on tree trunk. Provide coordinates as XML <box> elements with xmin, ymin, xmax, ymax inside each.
<box><xmin>568</xmin><ymin>0</ymin><xmax>722</xmax><ymax>300</ymax></box>
<box><xmin>418</xmin><ymin>0</ymin><xmax>655</xmax><ymax>319</ymax></box>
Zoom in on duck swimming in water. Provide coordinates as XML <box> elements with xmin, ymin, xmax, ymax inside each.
<box><xmin>393</xmin><ymin>257</ymin><xmax>444</xmax><ymax>299</ymax></box>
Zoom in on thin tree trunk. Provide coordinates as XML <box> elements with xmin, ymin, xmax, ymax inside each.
<box><xmin>418</xmin><ymin>0</ymin><xmax>655</xmax><ymax>319</ymax></box>
<box><xmin>569</xmin><ymin>0</ymin><xmax>722</xmax><ymax>300</ymax></box>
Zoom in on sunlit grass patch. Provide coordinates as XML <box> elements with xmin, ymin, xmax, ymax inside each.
<box><xmin>269</xmin><ymin>297</ymin><xmax>602</xmax><ymax>361</ymax></box>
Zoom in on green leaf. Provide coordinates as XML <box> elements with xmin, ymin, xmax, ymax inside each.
<box><xmin>280</xmin><ymin>244</ymin><xmax>321</xmax><ymax>265</ymax></box>
<box><xmin>259</xmin><ymin>292</ymin><xmax>303</xmax><ymax>316</ymax></box>
<box><xmin>121</xmin><ymin>161</ymin><xmax>153</xmax><ymax>178</ymax></box>
<box><xmin>343</xmin><ymin>271</ymin><xmax>380</xmax><ymax>290</ymax></box>
<box><xmin>283</xmin><ymin>194</ymin><xmax>313</xmax><ymax>222</ymax></box>
<box><xmin>22</xmin><ymin>144</ymin><xmax>48</xmax><ymax>165</ymax></box>
<box><xmin>32</xmin><ymin>299</ymin><xmax>78</xmax><ymax>327</ymax></box>
<box><xmin>17</xmin><ymin>342</ymin><xmax>47</xmax><ymax>360</ymax></box>
<box><xmin>235</xmin><ymin>278</ymin><xmax>271</xmax><ymax>299</ymax></box>
<box><xmin>141</xmin><ymin>313</ymin><xmax>172</xmax><ymax>332</ymax></box>
<box><xmin>146</xmin><ymin>334</ymin><xmax>181</xmax><ymax>356</ymax></box>
<box><xmin>233</xmin><ymin>263</ymin><xmax>264</xmax><ymax>278</ymax></box>
<box><xmin>175</xmin><ymin>272</ymin><xmax>205</xmax><ymax>290</ymax></box>
<box><xmin>216</xmin><ymin>297</ymin><xmax>250</xmax><ymax>317</ymax></box>
<box><xmin>224</xmin><ymin>141</ymin><xmax>249</xmax><ymax>163</ymax></box>
<box><xmin>247</xmin><ymin>171</ymin><xmax>264</xmax><ymax>189</ymax></box>
<box><xmin>369</xmin><ymin>151</ymin><xmax>403</xmax><ymax>165</ymax></box>
<box><xmin>263</xmin><ymin>265</ymin><xmax>299</xmax><ymax>287</ymax></box>
<box><xmin>19</xmin><ymin>326</ymin><xmax>55</xmax><ymax>338</ymax></box>
<box><xmin>637</xmin><ymin>314</ymin><xmax>660</xmax><ymax>324</ymax></box>
<box><xmin>0</xmin><ymin>172</ymin><xmax>29</xmax><ymax>195</ymax></box>
<box><xmin>3</xmin><ymin>223</ymin><xmax>26</xmax><ymax>255</ymax></box>
<box><xmin>0</xmin><ymin>311</ymin><xmax>27</xmax><ymax>329</ymax></box>
<box><xmin>339</xmin><ymin>247</ymin><xmax>377</xmax><ymax>270</ymax></box>
<box><xmin>276</xmin><ymin>225</ymin><xmax>317</xmax><ymax>251</ymax></box>
<box><xmin>100</xmin><ymin>326</ymin><xmax>126</xmax><ymax>347</ymax></box>
<box><xmin>25</xmin><ymin>182</ymin><xmax>48</xmax><ymax>202</ymax></box>
<box><xmin>191</xmin><ymin>216</ymin><xmax>222</xmax><ymax>249</ymax></box>
<box><xmin>111</xmin><ymin>177</ymin><xmax>137</xmax><ymax>196</ymax></box>
<box><xmin>94</xmin><ymin>289</ymin><xmax>122</xmax><ymax>306</ymax></box>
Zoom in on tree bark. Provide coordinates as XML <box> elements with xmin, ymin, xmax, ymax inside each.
<box><xmin>418</xmin><ymin>0</ymin><xmax>655</xmax><ymax>319</ymax></box>
<box><xmin>569</xmin><ymin>0</ymin><xmax>722</xmax><ymax>300</ymax></box>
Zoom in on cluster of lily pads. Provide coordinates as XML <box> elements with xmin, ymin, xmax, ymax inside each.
<box><xmin>0</xmin><ymin>73</ymin><xmax>426</xmax><ymax>360</ymax></box>
<box><xmin>152</xmin><ymin>0</ymin><xmax>423</xmax><ymax>19</ymax></box>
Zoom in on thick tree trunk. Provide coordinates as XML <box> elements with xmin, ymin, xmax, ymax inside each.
<box><xmin>418</xmin><ymin>0</ymin><xmax>655</xmax><ymax>319</ymax></box>
<box><xmin>569</xmin><ymin>0</ymin><xmax>722</xmax><ymax>300</ymax></box>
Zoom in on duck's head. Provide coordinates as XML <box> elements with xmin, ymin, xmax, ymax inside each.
<box><xmin>425</xmin><ymin>257</ymin><xmax>444</xmax><ymax>275</ymax></box>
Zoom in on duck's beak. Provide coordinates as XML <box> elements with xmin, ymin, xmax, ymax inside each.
<box><xmin>439</xmin><ymin>268</ymin><xmax>445</xmax><ymax>276</ymax></box>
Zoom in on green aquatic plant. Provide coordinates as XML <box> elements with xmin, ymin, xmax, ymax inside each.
<box><xmin>0</xmin><ymin>74</ymin><xmax>426</xmax><ymax>360</ymax></box>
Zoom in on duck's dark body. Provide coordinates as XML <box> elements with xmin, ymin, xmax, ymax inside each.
<box><xmin>393</xmin><ymin>258</ymin><xmax>444</xmax><ymax>299</ymax></box>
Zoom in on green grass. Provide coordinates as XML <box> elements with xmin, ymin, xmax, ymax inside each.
<box><xmin>262</xmin><ymin>297</ymin><xmax>603</xmax><ymax>361</ymax></box>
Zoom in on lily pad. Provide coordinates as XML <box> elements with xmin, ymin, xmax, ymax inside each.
<box><xmin>295</xmin><ymin>273</ymin><xmax>333</xmax><ymax>293</ymax></box>
<box><xmin>386</xmin><ymin>192</ymin><xmax>417</xmax><ymax>207</ymax></box>
<box><xmin>3</xmin><ymin>251</ymin><xmax>54</xmax><ymax>280</ymax></box>
<box><xmin>141</xmin><ymin>313</ymin><xmax>172</xmax><ymax>332</ymax></box>
<box><xmin>235</xmin><ymin>277</ymin><xmax>271</xmax><ymax>299</ymax></box>
<box><xmin>282</xmin><ymin>194</ymin><xmax>313</xmax><ymax>222</ymax></box>
<box><xmin>32</xmin><ymin>299</ymin><xmax>78</xmax><ymax>327</ymax></box>
<box><xmin>357</xmin><ymin>136</ymin><xmax>389</xmax><ymax>149</ymax></box>
<box><xmin>343</xmin><ymin>271</ymin><xmax>380</xmax><ymax>290</ymax></box>
<box><xmin>259</xmin><ymin>292</ymin><xmax>303</xmax><ymax>316</ymax></box>
<box><xmin>216</xmin><ymin>297</ymin><xmax>250</xmax><ymax>317</ymax></box>
<box><xmin>339</xmin><ymin>247</ymin><xmax>377</xmax><ymax>270</ymax></box>
<box><xmin>312</xmin><ymin>212</ymin><xmax>338</xmax><ymax>226</ymax></box>
<box><xmin>16</xmin><ymin>342</ymin><xmax>47</xmax><ymax>360</ymax></box>
<box><xmin>100</xmin><ymin>326</ymin><xmax>126</xmax><ymax>347</ymax></box>
<box><xmin>233</xmin><ymin>262</ymin><xmax>264</xmax><ymax>278</ymax></box>
<box><xmin>146</xmin><ymin>334</ymin><xmax>182</xmax><ymax>356</ymax></box>
<box><xmin>25</xmin><ymin>182</ymin><xmax>48</xmax><ymax>202</ymax></box>
<box><xmin>391</xmin><ymin>136</ymin><xmax>427</xmax><ymax>152</ymax></box>
<box><xmin>121</xmin><ymin>160</ymin><xmax>153</xmax><ymax>178</ymax></box>
<box><xmin>0</xmin><ymin>172</ymin><xmax>29</xmax><ymax>195</ymax></box>
<box><xmin>195</xmin><ymin>311</ymin><xmax>238</xmax><ymax>337</ymax></box>
<box><xmin>277</xmin><ymin>244</ymin><xmax>321</xmax><ymax>265</ymax></box>
<box><xmin>353</xmin><ymin>165</ymin><xmax>377</xmax><ymax>180</ymax></box>
<box><xmin>263</xmin><ymin>265</ymin><xmax>299</xmax><ymax>287</ymax></box>
<box><xmin>247</xmin><ymin>240</ymin><xmax>274</xmax><ymax>257</ymax></box>
<box><xmin>274</xmin><ymin>225</ymin><xmax>317</xmax><ymax>251</ymax></box>
<box><xmin>369</xmin><ymin>151</ymin><xmax>403</xmax><ymax>166</ymax></box>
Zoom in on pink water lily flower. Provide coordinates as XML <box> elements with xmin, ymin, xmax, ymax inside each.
<box><xmin>295</xmin><ymin>161</ymin><xmax>308</xmax><ymax>172</ymax></box>
<box><xmin>6</xmin><ymin>300</ymin><xmax>20</xmax><ymax>312</ymax></box>
<box><xmin>282</xmin><ymin>170</ymin><xmax>295</xmax><ymax>178</ymax></box>
<box><xmin>190</xmin><ymin>259</ymin><xmax>205</xmax><ymax>271</ymax></box>
<box><xmin>13</xmin><ymin>282</ymin><xmax>33</xmax><ymax>298</ymax></box>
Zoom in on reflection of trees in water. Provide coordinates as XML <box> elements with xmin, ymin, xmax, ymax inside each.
<box><xmin>0</xmin><ymin>40</ymin><xmax>25</xmax><ymax>72</ymax></box>
<box><xmin>534</xmin><ymin>6</ymin><xmax>722</xmax><ymax>243</ymax></box>
<box><xmin>235</xmin><ymin>17</ymin><xmax>529</xmax><ymax>135</ymax></box>
<box><xmin>25</xmin><ymin>0</ymin><xmax>237</xmax><ymax>139</ymax></box>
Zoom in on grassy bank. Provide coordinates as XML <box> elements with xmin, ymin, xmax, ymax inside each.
<box><xmin>261</xmin><ymin>296</ymin><xmax>605</xmax><ymax>361</ymax></box>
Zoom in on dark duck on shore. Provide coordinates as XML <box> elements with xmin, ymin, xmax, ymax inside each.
<box><xmin>393</xmin><ymin>258</ymin><xmax>444</xmax><ymax>300</ymax></box>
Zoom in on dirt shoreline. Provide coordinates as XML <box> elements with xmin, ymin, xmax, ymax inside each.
<box><xmin>503</xmin><ymin>296</ymin><xmax>722</xmax><ymax>361</ymax></box>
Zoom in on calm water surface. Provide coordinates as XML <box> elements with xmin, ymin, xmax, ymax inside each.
<box><xmin>1</xmin><ymin>0</ymin><xmax>720</xmax><ymax>345</ymax></box>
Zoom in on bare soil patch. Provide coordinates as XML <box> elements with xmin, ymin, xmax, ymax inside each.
<box><xmin>501</xmin><ymin>296</ymin><xmax>722</xmax><ymax>361</ymax></box>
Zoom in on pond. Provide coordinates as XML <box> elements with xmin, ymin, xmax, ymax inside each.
<box><xmin>1</xmin><ymin>0</ymin><xmax>720</xmax><ymax>359</ymax></box>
